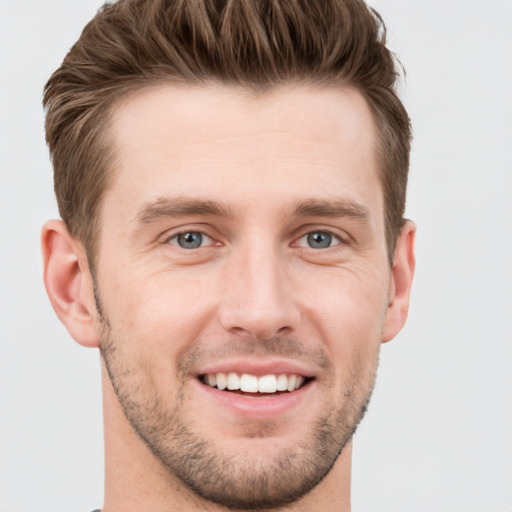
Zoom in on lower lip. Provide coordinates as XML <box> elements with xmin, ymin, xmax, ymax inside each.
<box><xmin>193</xmin><ymin>379</ymin><xmax>314</xmax><ymax>419</ymax></box>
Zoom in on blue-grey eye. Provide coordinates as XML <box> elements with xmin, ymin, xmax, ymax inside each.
<box><xmin>307</xmin><ymin>231</ymin><xmax>332</xmax><ymax>249</ymax></box>
<box><xmin>171</xmin><ymin>231</ymin><xmax>209</xmax><ymax>249</ymax></box>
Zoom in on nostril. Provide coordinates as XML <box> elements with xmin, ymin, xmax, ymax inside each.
<box><xmin>229</xmin><ymin>326</ymin><xmax>251</xmax><ymax>336</ymax></box>
<box><xmin>226</xmin><ymin>324</ymin><xmax>292</xmax><ymax>340</ymax></box>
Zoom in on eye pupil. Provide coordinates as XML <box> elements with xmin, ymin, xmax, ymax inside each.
<box><xmin>177</xmin><ymin>232</ymin><xmax>203</xmax><ymax>249</ymax></box>
<box><xmin>307</xmin><ymin>232</ymin><xmax>332</xmax><ymax>249</ymax></box>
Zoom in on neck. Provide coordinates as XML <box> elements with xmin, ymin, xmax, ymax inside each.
<box><xmin>101</xmin><ymin>366</ymin><xmax>352</xmax><ymax>512</ymax></box>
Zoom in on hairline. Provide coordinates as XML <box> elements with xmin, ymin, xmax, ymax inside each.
<box><xmin>84</xmin><ymin>78</ymin><xmax>398</xmax><ymax>270</ymax></box>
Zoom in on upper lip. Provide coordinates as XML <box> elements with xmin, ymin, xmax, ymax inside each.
<box><xmin>194</xmin><ymin>358</ymin><xmax>315</xmax><ymax>379</ymax></box>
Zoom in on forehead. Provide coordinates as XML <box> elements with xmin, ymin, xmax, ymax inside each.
<box><xmin>104</xmin><ymin>83</ymin><xmax>382</xmax><ymax>223</ymax></box>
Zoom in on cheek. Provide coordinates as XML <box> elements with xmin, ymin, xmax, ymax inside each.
<box><xmin>99</xmin><ymin>267</ymin><xmax>225</xmax><ymax>392</ymax></box>
<box><xmin>303</xmin><ymin>262</ymin><xmax>389</xmax><ymax>331</ymax></box>
<box><xmin>105</xmin><ymin>262</ymin><xmax>217</xmax><ymax>328</ymax></box>
<box><xmin>299</xmin><ymin>264</ymin><xmax>388</xmax><ymax>373</ymax></box>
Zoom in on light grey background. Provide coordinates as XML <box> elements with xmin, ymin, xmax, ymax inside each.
<box><xmin>0</xmin><ymin>1</ymin><xmax>511</xmax><ymax>511</ymax></box>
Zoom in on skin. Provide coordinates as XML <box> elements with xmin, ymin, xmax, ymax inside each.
<box><xmin>42</xmin><ymin>84</ymin><xmax>416</xmax><ymax>512</ymax></box>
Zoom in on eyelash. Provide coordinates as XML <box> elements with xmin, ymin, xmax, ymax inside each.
<box><xmin>166</xmin><ymin>230</ymin><xmax>215</xmax><ymax>249</ymax></box>
<box><xmin>165</xmin><ymin>228</ymin><xmax>348</xmax><ymax>251</ymax></box>
<box><xmin>295</xmin><ymin>230</ymin><xmax>343</xmax><ymax>249</ymax></box>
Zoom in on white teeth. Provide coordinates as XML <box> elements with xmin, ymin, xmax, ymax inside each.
<box><xmin>227</xmin><ymin>372</ymin><xmax>240</xmax><ymax>390</ymax></box>
<box><xmin>216</xmin><ymin>372</ymin><xmax>227</xmax><ymax>390</ymax></box>
<box><xmin>240</xmin><ymin>374</ymin><xmax>259</xmax><ymax>392</ymax></box>
<box><xmin>202</xmin><ymin>372</ymin><xmax>307</xmax><ymax>393</ymax></box>
<box><xmin>258</xmin><ymin>374</ymin><xmax>277</xmax><ymax>393</ymax></box>
<box><xmin>276</xmin><ymin>374</ymin><xmax>288</xmax><ymax>391</ymax></box>
<box><xmin>287</xmin><ymin>374</ymin><xmax>297</xmax><ymax>392</ymax></box>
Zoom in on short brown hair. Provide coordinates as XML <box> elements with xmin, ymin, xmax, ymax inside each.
<box><xmin>43</xmin><ymin>0</ymin><xmax>411</xmax><ymax>263</ymax></box>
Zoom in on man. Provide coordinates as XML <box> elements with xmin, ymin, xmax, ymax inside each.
<box><xmin>41</xmin><ymin>0</ymin><xmax>415</xmax><ymax>510</ymax></box>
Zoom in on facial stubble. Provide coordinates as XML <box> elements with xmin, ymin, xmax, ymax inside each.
<box><xmin>97</xmin><ymin>296</ymin><xmax>379</xmax><ymax>510</ymax></box>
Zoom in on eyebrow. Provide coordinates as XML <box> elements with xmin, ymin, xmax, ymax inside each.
<box><xmin>292</xmin><ymin>198</ymin><xmax>370</xmax><ymax>222</ymax></box>
<box><xmin>136</xmin><ymin>196</ymin><xmax>236</xmax><ymax>224</ymax></box>
<box><xmin>136</xmin><ymin>196</ymin><xmax>371</xmax><ymax>225</ymax></box>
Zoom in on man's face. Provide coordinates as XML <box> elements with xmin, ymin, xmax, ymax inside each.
<box><xmin>94</xmin><ymin>85</ymin><xmax>393</xmax><ymax>509</ymax></box>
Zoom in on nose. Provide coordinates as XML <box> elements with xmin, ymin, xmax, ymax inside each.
<box><xmin>219</xmin><ymin>243</ymin><xmax>300</xmax><ymax>340</ymax></box>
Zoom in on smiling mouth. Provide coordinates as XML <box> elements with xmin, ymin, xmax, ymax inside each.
<box><xmin>199</xmin><ymin>372</ymin><xmax>311</xmax><ymax>394</ymax></box>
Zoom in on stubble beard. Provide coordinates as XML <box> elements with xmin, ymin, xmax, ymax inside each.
<box><xmin>99</xmin><ymin>316</ymin><xmax>378</xmax><ymax>510</ymax></box>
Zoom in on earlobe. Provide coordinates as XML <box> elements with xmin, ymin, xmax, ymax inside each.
<box><xmin>382</xmin><ymin>220</ymin><xmax>416</xmax><ymax>343</ymax></box>
<box><xmin>41</xmin><ymin>220</ymin><xmax>100</xmax><ymax>348</ymax></box>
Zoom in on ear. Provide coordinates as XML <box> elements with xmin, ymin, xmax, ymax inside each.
<box><xmin>382</xmin><ymin>220</ymin><xmax>416</xmax><ymax>343</ymax></box>
<box><xmin>41</xmin><ymin>219</ymin><xmax>100</xmax><ymax>348</ymax></box>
